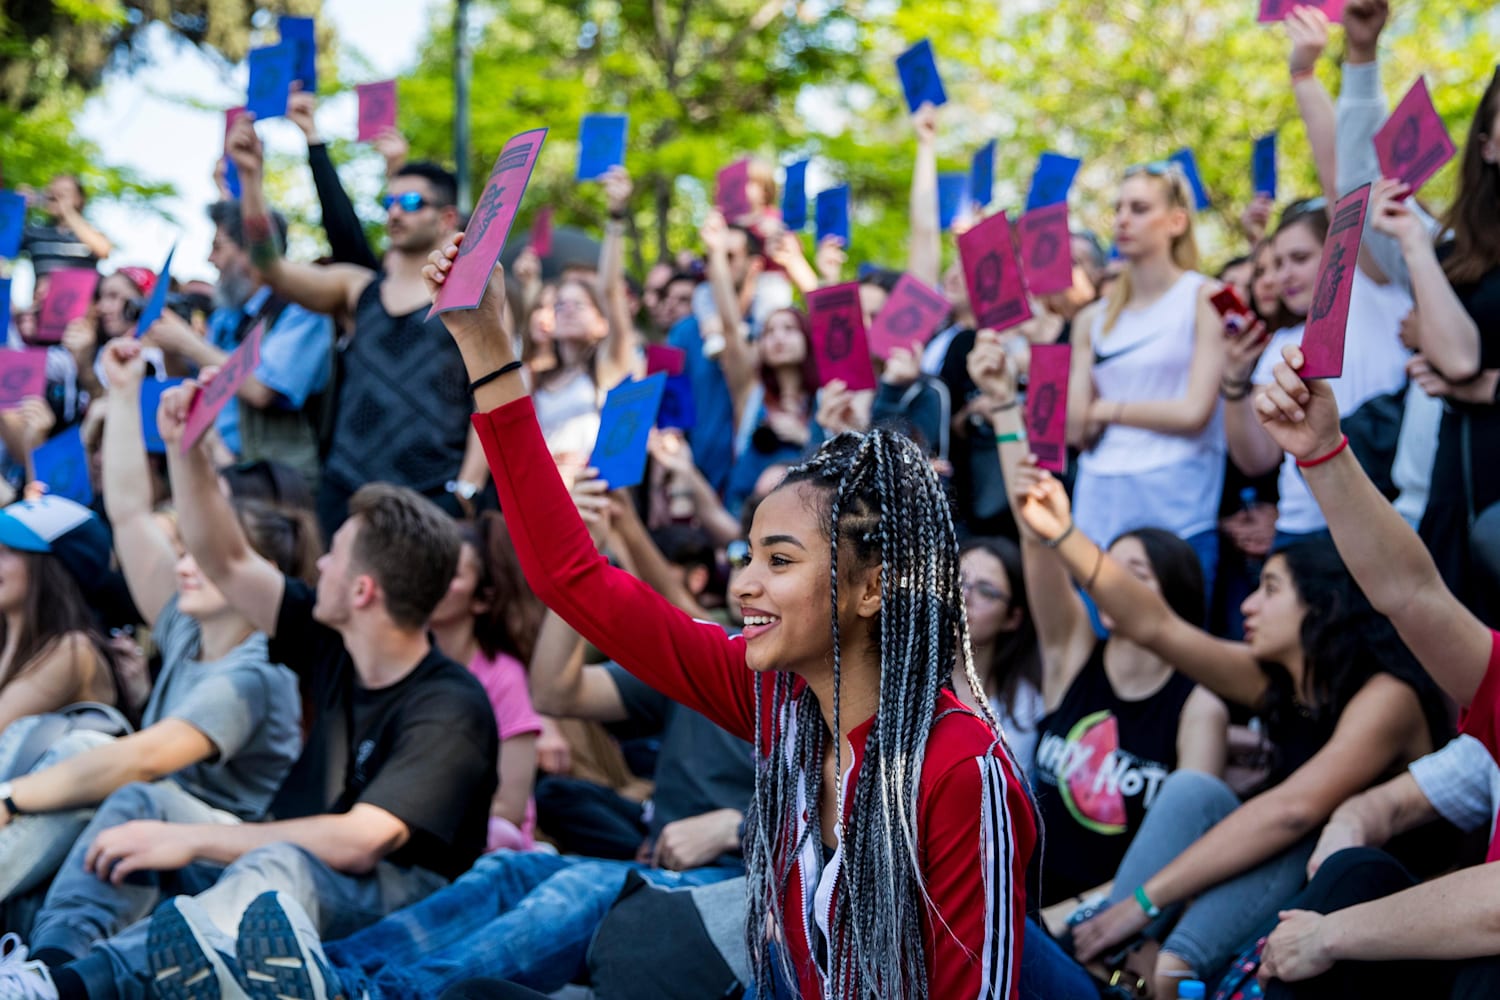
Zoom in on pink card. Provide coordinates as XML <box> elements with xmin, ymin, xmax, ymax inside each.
<box><xmin>356</xmin><ymin>80</ymin><xmax>397</xmax><ymax>142</ymax></box>
<box><xmin>1374</xmin><ymin>77</ymin><xmax>1457</xmax><ymax>195</ymax></box>
<box><xmin>530</xmin><ymin>206</ymin><xmax>554</xmax><ymax>259</ymax></box>
<box><xmin>181</xmin><ymin>321</ymin><xmax>266</xmax><ymax>454</ymax></box>
<box><xmin>1258</xmin><ymin>0</ymin><xmax>1345</xmax><ymax>22</ymax></box>
<box><xmin>716</xmin><ymin>159</ymin><xmax>752</xmax><ymax>221</ymax></box>
<box><xmin>1299</xmin><ymin>184</ymin><xmax>1372</xmax><ymax>380</ymax></box>
<box><xmin>1018</xmin><ymin>203</ymin><xmax>1073</xmax><ymax>297</ymax></box>
<box><xmin>957</xmin><ymin>211</ymin><xmax>1032</xmax><ymax>333</ymax></box>
<box><xmin>806</xmin><ymin>283</ymin><xmax>876</xmax><ymax>392</ymax></box>
<box><xmin>1025</xmin><ymin>344</ymin><xmax>1071</xmax><ymax>473</ymax></box>
<box><xmin>225</xmin><ymin>106</ymin><xmax>249</xmax><ymax>149</ymax></box>
<box><xmin>0</xmin><ymin>349</ymin><xmax>49</xmax><ymax>409</ymax></box>
<box><xmin>645</xmin><ymin>344</ymin><xmax>687</xmax><ymax>377</ymax></box>
<box><xmin>430</xmin><ymin>128</ymin><xmax>549</xmax><ymax>318</ymax></box>
<box><xmin>36</xmin><ymin>268</ymin><xmax>98</xmax><ymax>344</ymax></box>
<box><xmin>867</xmin><ymin>273</ymin><xmax>949</xmax><ymax>360</ymax></box>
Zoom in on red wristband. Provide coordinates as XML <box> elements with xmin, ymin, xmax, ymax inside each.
<box><xmin>1290</xmin><ymin>67</ymin><xmax>1317</xmax><ymax>83</ymax></box>
<box><xmin>1296</xmin><ymin>434</ymin><xmax>1349</xmax><ymax>469</ymax></box>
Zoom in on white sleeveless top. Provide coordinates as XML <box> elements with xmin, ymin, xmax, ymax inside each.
<box><xmin>533</xmin><ymin>367</ymin><xmax>601</xmax><ymax>457</ymax></box>
<box><xmin>1078</xmin><ymin>271</ymin><xmax>1222</xmax><ymax>477</ymax></box>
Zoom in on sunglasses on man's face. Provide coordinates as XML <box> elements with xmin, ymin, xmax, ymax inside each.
<box><xmin>381</xmin><ymin>192</ymin><xmax>432</xmax><ymax>213</ymax></box>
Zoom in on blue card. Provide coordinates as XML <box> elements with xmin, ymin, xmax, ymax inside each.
<box><xmin>0</xmin><ymin>278</ymin><xmax>9</xmax><ymax>319</ymax></box>
<box><xmin>1253</xmin><ymin>133</ymin><xmax>1278</xmax><ymax>199</ymax></box>
<box><xmin>938</xmin><ymin>173</ymin><xmax>969</xmax><ymax>231</ymax></box>
<box><xmin>970</xmin><ymin>140</ymin><xmax>996</xmax><ymax>209</ymax></box>
<box><xmin>895</xmin><ymin>39</ymin><xmax>947</xmax><ymax>113</ymax></box>
<box><xmin>132</xmin><ymin>244</ymin><xmax>176</xmax><ymax>339</ymax></box>
<box><xmin>657</xmin><ymin>372</ymin><xmax>696</xmax><ymax>433</ymax></box>
<box><xmin>224</xmin><ymin>159</ymin><xmax>242</xmax><ymax>199</ymax></box>
<box><xmin>1025</xmin><ymin>152</ymin><xmax>1081</xmax><ymax>211</ymax></box>
<box><xmin>246</xmin><ymin>43</ymin><xmax>297</xmax><ymax>120</ymax></box>
<box><xmin>140</xmin><ymin>378</ymin><xmax>185</xmax><ymax>454</ymax></box>
<box><xmin>782</xmin><ymin>159</ymin><xmax>809</xmax><ymax>230</ymax></box>
<box><xmin>32</xmin><ymin>427</ymin><xmax>92</xmax><ymax>507</ymax></box>
<box><xmin>1170</xmin><ymin>148</ymin><xmax>1211</xmax><ymax>211</ymax></box>
<box><xmin>577</xmin><ymin>114</ymin><xmax>627</xmax><ymax>181</ymax></box>
<box><xmin>279</xmin><ymin>16</ymin><xmax>317</xmax><ymax>92</ymax></box>
<box><xmin>815</xmin><ymin>186</ymin><xmax>851</xmax><ymax>248</ymax></box>
<box><xmin>589</xmin><ymin>373</ymin><xmax>667</xmax><ymax>491</ymax></box>
<box><xmin>0</xmin><ymin>190</ymin><xmax>24</xmax><ymax>259</ymax></box>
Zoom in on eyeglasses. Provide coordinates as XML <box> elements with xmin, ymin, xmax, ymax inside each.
<box><xmin>961</xmin><ymin>580</ymin><xmax>1011</xmax><ymax>604</ymax></box>
<box><xmin>1125</xmin><ymin>160</ymin><xmax>1188</xmax><ymax>181</ymax></box>
<box><xmin>727</xmin><ymin>539</ymin><xmax>751</xmax><ymax>569</ymax></box>
<box><xmin>381</xmin><ymin>192</ymin><xmax>433</xmax><ymax>213</ymax></box>
<box><xmin>553</xmin><ymin>299</ymin><xmax>592</xmax><ymax>315</ymax></box>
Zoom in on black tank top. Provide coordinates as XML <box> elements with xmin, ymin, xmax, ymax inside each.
<box><xmin>324</xmin><ymin>275</ymin><xmax>472</xmax><ymax>493</ymax></box>
<box><xmin>1033</xmin><ymin>642</ymin><xmax>1196</xmax><ymax>905</ymax></box>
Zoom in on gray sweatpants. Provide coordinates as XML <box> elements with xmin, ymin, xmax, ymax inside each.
<box><xmin>29</xmin><ymin>779</ymin><xmax>448</xmax><ymax>1000</ymax></box>
<box><xmin>1105</xmin><ymin>769</ymin><xmax>1315</xmax><ymax>979</ymax></box>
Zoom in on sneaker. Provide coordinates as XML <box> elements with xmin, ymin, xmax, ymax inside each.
<box><xmin>236</xmin><ymin>892</ymin><xmax>345</xmax><ymax>1000</ymax></box>
<box><xmin>147</xmin><ymin>896</ymin><xmax>251</xmax><ymax>1000</ymax></box>
<box><xmin>0</xmin><ymin>934</ymin><xmax>59</xmax><ymax>1000</ymax></box>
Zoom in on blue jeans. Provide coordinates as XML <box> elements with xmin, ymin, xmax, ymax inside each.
<box><xmin>326</xmin><ymin>850</ymin><xmax>741</xmax><ymax>999</ymax></box>
<box><xmin>1020</xmin><ymin>917</ymin><xmax>1100</xmax><ymax>999</ymax></box>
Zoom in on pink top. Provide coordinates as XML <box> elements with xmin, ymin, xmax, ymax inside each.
<box><xmin>468</xmin><ymin>650</ymin><xmax>544</xmax><ymax>850</ymax></box>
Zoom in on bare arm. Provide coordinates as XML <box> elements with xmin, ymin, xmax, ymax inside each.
<box><xmin>700</xmin><ymin>212</ymin><xmax>757</xmax><ymax>425</ymax></box>
<box><xmin>608</xmin><ymin>493</ymin><xmax>715</xmax><ymax>621</ymax></box>
<box><xmin>100</xmin><ymin>341</ymin><xmax>180</xmax><ymax>625</ymax></box>
<box><xmin>1066</xmin><ymin>302</ymin><xmax>1101</xmax><ymax>447</ymax></box>
<box><xmin>55</xmin><ymin>202</ymin><xmax>113</xmax><ymax>260</ymax></box>
<box><xmin>1222</xmin><ymin>322</ymin><xmax>1285</xmax><ymax>477</ymax></box>
<box><xmin>5</xmin><ymin>720</ymin><xmax>214</xmax><ymax>816</ymax></box>
<box><xmin>1287</xmin><ymin>8</ymin><xmax>1339</xmax><ymax>210</ymax></box>
<box><xmin>492</xmin><ymin>732</ymin><xmax>537</xmax><ymax>827</ymax></box>
<box><xmin>157</xmin><ymin>385</ymin><xmax>286</xmax><ymax>637</ymax></box>
<box><xmin>527</xmin><ymin>610</ymin><xmax>628</xmax><ymax>721</ymax></box>
<box><xmin>0</xmin><ymin>635</ymin><xmax>101</xmax><ymax>733</ymax></box>
<box><xmin>1176</xmin><ymin>686</ymin><xmax>1230</xmax><ymax>777</ymax></box>
<box><xmin>907</xmin><ymin>103</ymin><xmax>941</xmax><ymax>287</ymax></box>
<box><xmin>1256</xmin><ymin>348</ymin><xmax>1495</xmax><ymax>705</ymax></box>
<box><xmin>1088</xmin><ymin>288</ymin><xmax>1225</xmax><ymax>437</ymax></box>
<box><xmin>1373</xmin><ymin>192</ymin><xmax>1482</xmax><ymax>381</ymax></box>
<box><xmin>595</xmin><ymin>168</ymin><xmax>641</xmax><ymax>393</ymax></box>
<box><xmin>141</xmin><ymin>311</ymin><xmax>280</xmax><ymax>409</ymax></box>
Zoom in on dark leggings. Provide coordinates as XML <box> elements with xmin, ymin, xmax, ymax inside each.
<box><xmin>1265</xmin><ymin>847</ymin><xmax>1500</xmax><ymax>1000</ymax></box>
<box><xmin>440</xmin><ymin>981</ymin><xmax>550</xmax><ymax>1000</ymax></box>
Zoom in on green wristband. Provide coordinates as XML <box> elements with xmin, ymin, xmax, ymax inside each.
<box><xmin>1134</xmin><ymin>885</ymin><xmax>1162</xmax><ymax>920</ymax></box>
<box><xmin>995</xmin><ymin>432</ymin><xmax>1026</xmax><ymax>445</ymax></box>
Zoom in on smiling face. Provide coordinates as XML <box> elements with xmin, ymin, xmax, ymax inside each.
<box><xmin>1273</xmin><ymin>220</ymin><xmax>1325</xmax><ymax>319</ymax></box>
<box><xmin>1241</xmin><ymin>553</ymin><xmax>1307</xmax><ymax>671</ymax></box>
<box><xmin>732</xmin><ymin>482</ymin><xmax>880</xmax><ymax>675</ymax></box>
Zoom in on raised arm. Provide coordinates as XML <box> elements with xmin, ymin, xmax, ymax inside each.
<box><xmin>1087</xmin><ymin>287</ymin><xmax>1226</xmax><ymax>437</ymax></box>
<box><xmin>1066</xmin><ymin>301</ymin><xmax>1102</xmax><ymax>448</ymax></box>
<box><xmin>699</xmin><ymin>211</ymin><xmax>757</xmax><ymax>425</ymax></box>
<box><xmin>1287</xmin><ymin>8</ymin><xmax>1340</xmax><ymax>209</ymax></box>
<box><xmin>528</xmin><ymin>609</ymin><xmax>629</xmax><ymax>721</ymax></box>
<box><xmin>646</xmin><ymin>430</ymin><xmax>742</xmax><ymax>547</ymax></box>
<box><xmin>907</xmin><ymin>102</ymin><xmax>941</xmax><ymax>287</ymax></box>
<box><xmin>99</xmin><ymin>340</ymin><xmax>179</xmax><ymax>626</ymax></box>
<box><xmin>1255</xmin><ymin>344</ymin><xmax>1494</xmax><ymax>704</ymax></box>
<box><xmin>155</xmin><ymin>383</ymin><xmax>286</xmax><ymax>637</ymax></box>
<box><xmin>287</xmin><ymin>89</ymin><xmax>379</xmax><ymax>271</ymax></box>
<box><xmin>1013</xmin><ymin>460</ymin><xmax>1269</xmax><ymax>709</ymax></box>
<box><xmin>427</xmin><ymin>240</ymin><xmax>757</xmax><ymax>741</ymax></box>
<box><xmin>968</xmin><ymin>330</ymin><xmax>1093</xmax><ymax>706</ymax></box>
<box><xmin>226</xmin><ymin>114</ymin><xmax>373</xmax><ymax>325</ymax></box>
<box><xmin>595</xmin><ymin>168</ymin><xmax>642</xmax><ymax>392</ymax></box>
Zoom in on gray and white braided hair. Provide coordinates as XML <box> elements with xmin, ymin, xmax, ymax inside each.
<box><xmin>742</xmin><ymin>427</ymin><xmax>1001</xmax><ymax>999</ymax></box>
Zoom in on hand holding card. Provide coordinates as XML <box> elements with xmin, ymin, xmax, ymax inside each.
<box><xmin>181</xmin><ymin>321</ymin><xmax>266</xmax><ymax>453</ymax></box>
<box><xmin>957</xmin><ymin>212</ymin><xmax>1032</xmax><ymax>333</ymax></box>
<box><xmin>589</xmin><ymin>374</ymin><xmax>668</xmax><ymax>490</ymax></box>
<box><xmin>1026</xmin><ymin>344</ymin><xmax>1071</xmax><ymax>473</ymax></box>
<box><xmin>37</xmin><ymin>269</ymin><xmax>98</xmax><ymax>344</ymax></box>
<box><xmin>1299</xmin><ymin>183</ymin><xmax>1372</xmax><ymax>379</ymax></box>
<box><xmin>1374</xmin><ymin>77</ymin><xmax>1457</xmax><ymax>195</ymax></box>
<box><xmin>895</xmin><ymin>39</ymin><xmax>947</xmax><ymax>113</ymax></box>
<box><xmin>0</xmin><ymin>350</ymin><xmax>50</xmax><ymax>409</ymax></box>
<box><xmin>807</xmin><ymin>283</ymin><xmax>876</xmax><ymax>391</ymax></box>
<box><xmin>868</xmin><ymin>274</ymin><xmax>949</xmax><ymax>360</ymax></box>
<box><xmin>1018</xmin><ymin>203</ymin><xmax>1073</xmax><ymax>297</ymax></box>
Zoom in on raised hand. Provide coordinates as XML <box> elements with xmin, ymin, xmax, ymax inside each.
<box><xmin>156</xmin><ymin>382</ymin><xmax>198</xmax><ymax>451</ymax></box>
<box><xmin>569</xmin><ymin>466</ymin><xmax>614</xmax><ymax>550</ymax></box>
<box><xmin>1253</xmin><ymin>344</ymin><xmax>1344</xmax><ymax>461</ymax></box>
<box><xmin>101</xmin><ymin>336</ymin><xmax>146</xmax><ymax>388</ymax></box>
<box><xmin>1224</xmin><ymin>317</ymin><xmax>1272</xmax><ymax>385</ymax></box>
<box><xmin>1341</xmin><ymin>0</ymin><xmax>1389</xmax><ymax>62</ymax></box>
<box><xmin>286</xmin><ymin>85</ymin><xmax>320</xmax><ymax>144</ymax></box>
<box><xmin>423</xmin><ymin>233</ymin><xmax>509</xmax><ymax>345</ymax></box>
<box><xmin>1240</xmin><ymin>194</ymin><xmax>1274</xmax><ymax>244</ymax></box>
<box><xmin>1367</xmin><ymin>177</ymin><xmax>1424</xmax><ymax>250</ymax></box>
<box><xmin>1014</xmin><ymin>456</ymin><xmax>1073</xmax><ymax>543</ymax></box>
<box><xmin>373</xmin><ymin>128</ymin><xmax>410</xmax><ymax>178</ymax></box>
<box><xmin>966</xmin><ymin>328</ymin><xmax>1017</xmax><ymax>404</ymax></box>
<box><xmin>815</xmin><ymin>378</ymin><xmax>859</xmax><ymax>436</ymax></box>
<box><xmin>602</xmin><ymin>166</ymin><xmax>633</xmax><ymax>217</ymax></box>
<box><xmin>225</xmin><ymin>114</ymin><xmax>264</xmax><ymax>178</ymax></box>
<box><xmin>912</xmin><ymin>101</ymin><xmax>939</xmax><ymax>146</ymax></box>
<box><xmin>1286</xmin><ymin>5</ymin><xmax>1330</xmax><ymax>75</ymax></box>
<box><xmin>881</xmin><ymin>345</ymin><xmax>921</xmax><ymax>388</ymax></box>
<box><xmin>699</xmin><ymin>210</ymin><xmax>728</xmax><ymax>257</ymax></box>
<box><xmin>814</xmin><ymin>235</ymin><xmax>846</xmax><ymax>286</ymax></box>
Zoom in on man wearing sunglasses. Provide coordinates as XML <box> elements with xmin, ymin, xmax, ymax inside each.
<box><xmin>225</xmin><ymin>114</ymin><xmax>491</xmax><ymax>540</ymax></box>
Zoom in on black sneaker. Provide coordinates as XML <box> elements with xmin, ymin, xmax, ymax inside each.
<box><xmin>235</xmin><ymin>892</ymin><xmax>347</xmax><ymax>1000</ymax></box>
<box><xmin>147</xmin><ymin>896</ymin><xmax>251</xmax><ymax>1000</ymax></box>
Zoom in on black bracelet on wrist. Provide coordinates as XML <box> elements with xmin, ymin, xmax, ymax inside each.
<box><xmin>1220</xmin><ymin>380</ymin><xmax>1252</xmax><ymax>401</ymax></box>
<box><xmin>469</xmin><ymin>360</ymin><xmax>524</xmax><ymax>395</ymax></box>
<box><xmin>608</xmin><ymin>209</ymin><xmax>628</xmax><ymax>221</ymax></box>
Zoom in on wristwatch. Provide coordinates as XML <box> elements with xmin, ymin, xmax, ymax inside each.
<box><xmin>0</xmin><ymin>781</ymin><xmax>21</xmax><ymax>819</ymax></box>
<box><xmin>446</xmin><ymin>479</ymin><xmax>480</xmax><ymax>502</ymax></box>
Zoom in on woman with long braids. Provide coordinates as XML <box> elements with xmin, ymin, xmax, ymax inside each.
<box><xmin>438</xmin><ymin>244</ymin><xmax>1032</xmax><ymax>996</ymax></box>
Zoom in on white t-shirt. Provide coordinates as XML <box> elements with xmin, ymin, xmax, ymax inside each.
<box><xmin>1252</xmin><ymin>271</ymin><xmax>1412</xmax><ymax>534</ymax></box>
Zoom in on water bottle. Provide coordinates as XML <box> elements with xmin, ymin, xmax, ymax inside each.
<box><xmin>1177</xmin><ymin>980</ymin><xmax>1206</xmax><ymax>1000</ymax></box>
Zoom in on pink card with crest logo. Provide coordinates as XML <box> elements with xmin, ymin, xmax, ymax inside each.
<box><xmin>867</xmin><ymin>273</ymin><xmax>949</xmax><ymax>361</ymax></box>
<box><xmin>957</xmin><ymin>211</ymin><xmax>1032</xmax><ymax>333</ymax></box>
<box><xmin>181</xmin><ymin>321</ymin><xmax>265</xmax><ymax>453</ymax></box>
<box><xmin>356</xmin><ymin>80</ymin><xmax>397</xmax><ymax>142</ymax></box>
<box><xmin>807</xmin><ymin>283</ymin><xmax>876</xmax><ymax>392</ymax></box>
<box><xmin>1025</xmin><ymin>344</ymin><xmax>1071</xmax><ymax>473</ymax></box>
<box><xmin>430</xmin><ymin>129</ymin><xmax>549</xmax><ymax>318</ymax></box>
<box><xmin>1018</xmin><ymin>203</ymin><xmax>1073</xmax><ymax>297</ymax></box>
<box><xmin>0</xmin><ymin>349</ymin><xmax>49</xmax><ymax>409</ymax></box>
<box><xmin>37</xmin><ymin>268</ymin><xmax>98</xmax><ymax>344</ymax></box>
<box><xmin>1299</xmin><ymin>184</ymin><xmax>1372</xmax><ymax>380</ymax></box>
<box><xmin>1374</xmin><ymin>77</ymin><xmax>1457</xmax><ymax>195</ymax></box>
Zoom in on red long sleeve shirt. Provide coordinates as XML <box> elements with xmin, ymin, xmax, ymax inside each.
<box><xmin>475</xmin><ymin>397</ymin><xmax>1036</xmax><ymax>998</ymax></box>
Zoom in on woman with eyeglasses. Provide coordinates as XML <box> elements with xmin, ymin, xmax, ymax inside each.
<box><xmin>970</xmin><ymin>331</ymin><xmax>1227</xmax><ymax>912</ymax></box>
<box><xmin>0</xmin><ymin>338</ymin><xmax>315</xmax><ymax>905</ymax></box>
<box><xmin>1067</xmin><ymin>161</ymin><xmax>1227</xmax><ymax>588</ymax></box>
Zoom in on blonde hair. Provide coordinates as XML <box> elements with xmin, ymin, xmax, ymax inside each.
<box><xmin>1102</xmin><ymin>169</ymin><xmax>1200</xmax><ymax>334</ymax></box>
